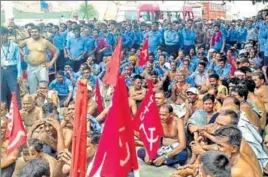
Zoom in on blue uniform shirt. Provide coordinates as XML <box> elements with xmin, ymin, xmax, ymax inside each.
<box><xmin>164</xmin><ymin>30</ymin><xmax>179</xmax><ymax>46</ymax></box>
<box><xmin>182</xmin><ymin>28</ymin><xmax>196</xmax><ymax>46</ymax></box>
<box><xmin>52</xmin><ymin>33</ymin><xmax>65</xmax><ymax>50</ymax></box>
<box><xmin>67</xmin><ymin>36</ymin><xmax>87</xmax><ymax>59</ymax></box>
<box><xmin>83</xmin><ymin>35</ymin><xmax>97</xmax><ymax>53</ymax></box>
<box><xmin>148</xmin><ymin>31</ymin><xmax>163</xmax><ymax>54</ymax></box>
<box><xmin>49</xmin><ymin>78</ymin><xmax>73</xmax><ymax>97</ymax></box>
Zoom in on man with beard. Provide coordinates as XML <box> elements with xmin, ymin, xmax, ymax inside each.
<box><xmin>19</xmin><ymin>26</ymin><xmax>59</xmax><ymax>94</ymax></box>
<box><xmin>20</xmin><ymin>94</ymin><xmax>42</xmax><ymax>131</ymax></box>
<box><xmin>1</xmin><ymin>117</ymin><xmax>20</xmax><ymax>177</ymax></box>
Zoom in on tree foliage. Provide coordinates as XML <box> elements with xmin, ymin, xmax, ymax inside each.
<box><xmin>79</xmin><ymin>3</ymin><xmax>98</xmax><ymax>19</ymax></box>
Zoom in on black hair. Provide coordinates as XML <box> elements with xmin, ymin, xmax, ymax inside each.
<box><xmin>53</xmin><ymin>25</ymin><xmax>59</xmax><ymax>31</ymax></box>
<box><xmin>252</xmin><ymin>71</ymin><xmax>265</xmax><ymax>82</ymax></box>
<box><xmin>224</xmin><ymin>96</ymin><xmax>240</xmax><ymax>108</ymax></box>
<box><xmin>28</xmin><ymin>139</ymin><xmax>43</xmax><ymax>153</ymax></box>
<box><xmin>133</xmin><ymin>75</ymin><xmax>143</xmax><ymax>81</ymax></box>
<box><xmin>42</xmin><ymin>103</ymin><xmax>58</xmax><ymax>118</ymax></box>
<box><xmin>150</xmin><ymin>70</ymin><xmax>158</xmax><ymax>77</ymax></box>
<box><xmin>73</xmin><ymin>25</ymin><xmax>81</xmax><ymax>31</ymax></box>
<box><xmin>209</xmin><ymin>73</ymin><xmax>220</xmax><ymax>80</ymax></box>
<box><xmin>239</xmin><ymin>66</ymin><xmax>252</xmax><ymax>74</ymax></box>
<box><xmin>161</xmin><ymin>104</ymin><xmax>173</xmax><ymax>113</ymax></box>
<box><xmin>31</xmin><ymin>26</ymin><xmax>41</xmax><ymax>32</ymax></box>
<box><xmin>203</xmin><ymin>93</ymin><xmax>215</xmax><ymax>103</ymax></box>
<box><xmin>87</xmin><ymin>131</ymin><xmax>101</xmax><ymax>145</ymax></box>
<box><xmin>239</xmin><ymin>79</ymin><xmax>255</xmax><ymax>92</ymax></box>
<box><xmin>56</xmin><ymin>70</ymin><xmax>64</xmax><ymax>76</ymax></box>
<box><xmin>233</xmin><ymin>84</ymin><xmax>248</xmax><ymax>100</ymax></box>
<box><xmin>220</xmin><ymin>110</ymin><xmax>239</xmax><ymax>126</ymax></box>
<box><xmin>215</xmin><ymin>125</ymin><xmax>242</xmax><ymax>149</ymax></box>
<box><xmin>19</xmin><ymin>158</ymin><xmax>50</xmax><ymax>177</ymax></box>
<box><xmin>82</xmin><ymin>64</ymin><xmax>91</xmax><ymax>72</ymax></box>
<box><xmin>200</xmin><ymin>150</ymin><xmax>231</xmax><ymax>177</ymax></box>
<box><xmin>198</xmin><ymin>61</ymin><xmax>206</xmax><ymax>68</ymax></box>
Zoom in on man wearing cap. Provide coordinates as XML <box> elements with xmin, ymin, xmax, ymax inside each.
<box><xmin>0</xmin><ymin>26</ymin><xmax>22</xmax><ymax>108</ymax></box>
<box><xmin>184</xmin><ymin>87</ymin><xmax>203</xmax><ymax>123</ymax></box>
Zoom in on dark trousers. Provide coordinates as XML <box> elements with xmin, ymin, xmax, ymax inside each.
<box><xmin>1</xmin><ymin>163</ymin><xmax>15</xmax><ymax>177</ymax></box>
<box><xmin>183</xmin><ymin>45</ymin><xmax>194</xmax><ymax>55</ymax></box>
<box><xmin>66</xmin><ymin>58</ymin><xmax>85</xmax><ymax>73</ymax></box>
<box><xmin>1</xmin><ymin>65</ymin><xmax>21</xmax><ymax>109</ymax></box>
<box><xmin>137</xmin><ymin>147</ymin><xmax>188</xmax><ymax>166</ymax></box>
<box><xmin>165</xmin><ymin>45</ymin><xmax>179</xmax><ymax>55</ymax></box>
<box><xmin>56</xmin><ymin>49</ymin><xmax>65</xmax><ymax>71</ymax></box>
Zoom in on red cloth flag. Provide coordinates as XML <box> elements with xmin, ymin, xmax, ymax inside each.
<box><xmin>70</xmin><ymin>80</ymin><xmax>88</xmax><ymax>177</ymax></box>
<box><xmin>89</xmin><ymin>76</ymin><xmax>139</xmax><ymax>177</ymax></box>
<box><xmin>95</xmin><ymin>79</ymin><xmax>104</xmax><ymax>113</ymax></box>
<box><xmin>103</xmin><ymin>38</ymin><xmax>122</xmax><ymax>87</ymax></box>
<box><xmin>6</xmin><ymin>92</ymin><xmax>27</xmax><ymax>156</ymax></box>
<box><xmin>133</xmin><ymin>80</ymin><xmax>164</xmax><ymax>160</ymax></box>
<box><xmin>138</xmin><ymin>36</ymin><xmax>149</xmax><ymax>66</ymax></box>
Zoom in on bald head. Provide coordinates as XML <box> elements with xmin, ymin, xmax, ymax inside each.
<box><xmin>222</xmin><ymin>96</ymin><xmax>240</xmax><ymax>111</ymax></box>
<box><xmin>22</xmin><ymin>94</ymin><xmax>36</xmax><ymax>112</ymax></box>
<box><xmin>22</xmin><ymin>94</ymin><xmax>34</xmax><ymax>102</ymax></box>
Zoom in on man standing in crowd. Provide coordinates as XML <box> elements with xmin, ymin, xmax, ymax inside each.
<box><xmin>0</xmin><ymin>26</ymin><xmax>22</xmax><ymax>108</ymax></box>
<box><xmin>19</xmin><ymin>26</ymin><xmax>59</xmax><ymax>94</ymax></box>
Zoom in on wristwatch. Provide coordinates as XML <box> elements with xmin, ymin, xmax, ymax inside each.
<box><xmin>164</xmin><ymin>154</ymin><xmax>169</xmax><ymax>159</ymax></box>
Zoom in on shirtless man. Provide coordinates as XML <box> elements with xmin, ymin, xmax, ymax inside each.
<box><xmin>195</xmin><ymin>23</ymin><xmax>207</xmax><ymax>49</ymax></box>
<box><xmin>20</xmin><ymin>94</ymin><xmax>42</xmax><ymax>131</ymax></box>
<box><xmin>214</xmin><ymin>126</ymin><xmax>262</xmax><ymax>177</ymax></box>
<box><xmin>240</xmin><ymin>79</ymin><xmax>266</xmax><ymax>130</ymax></box>
<box><xmin>170</xmin><ymin>71</ymin><xmax>191</xmax><ymax>119</ymax></box>
<box><xmin>35</xmin><ymin>81</ymin><xmax>59</xmax><ymax>108</ymax></box>
<box><xmin>12</xmin><ymin>138</ymin><xmax>57</xmax><ymax>177</ymax></box>
<box><xmin>140</xmin><ymin>61</ymin><xmax>154</xmax><ymax>80</ymax></box>
<box><xmin>19</xmin><ymin>25</ymin><xmax>59</xmax><ymax>93</ymax></box>
<box><xmin>253</xmin><ymin>72</ymin><xmax>268</xmax><ymax>114</ymax></box>
<box><xmin>137</xmin><ymin>104</ymin><xmax>187</xmax><ymax>167</ymax></box>
<box><xmin>155</xmin><ymin>90</ymin><xmax>167</xmax><ymax>109</ymax></box>
<box><xmin>232</xmin><ymin>84</ymin><xmax>261</xmax><ymax>130</ymax></box>
<box><xmin>29</xmin><ymin>103</ymin><xmax>70</xmax><ymax>155</ymax></box>
<box><xmin>129</xmin><ymin>75</ymin><xmax>147</xmax><ymax>108</ymax></box>
<box><xmin>171</xmin><ymin>71</ymin><xmax>190</xmax><ymax>105</ymax></box>
<box><xmin>1</xmin><ymin>117</ymin><xmax>20</xmax><ymax>177</ymax></box>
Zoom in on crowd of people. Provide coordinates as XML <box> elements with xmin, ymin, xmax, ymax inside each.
<box><xmin>1</xmin><ymin>7</ymin><xmax>268</xmax><ymax>177</ymax></box>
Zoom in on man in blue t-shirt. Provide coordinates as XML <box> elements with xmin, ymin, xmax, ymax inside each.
<box><xmin>49</xmin><ymin>70</ymin><xmax>73</xmax><ymax>107</ymax></box>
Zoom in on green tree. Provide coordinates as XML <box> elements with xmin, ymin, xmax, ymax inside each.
<box><xmin>79</xmin><ymin>3</ymin><xmax>98</xmax><ymax>19</ymax></box>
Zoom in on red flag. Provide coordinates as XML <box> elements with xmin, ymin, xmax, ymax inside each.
<box><xmin>138</xmin><ymin>36</ymin><xmax>149</xmax><ymax>66</ymax></box>
<box><xmin>133</xmin><ymin>80</ymin><xmax>164</xmax><ymax>160</ymax></box>
<box><xmin>6</xmin><ymin>92</ymin><xmax>27</xmax><ymax>156</ymax></box>
<box><xmin>95</xmin><ymin>79</ymin><xmax>104</xmax><ymax>113</ymax></box>
<box><xmin>89</xmin><ymin>76</ymin><xmax>139</xmax><ymax>177</ymax></box>
<box><xmin>70</xmin><ymin>80</ymin><xmax>88</xmax><ymax>177</ymax></box>
<box><xmin>103</xmin><ymin>38</ymin><xmax>122</xmax><ymax>87</ymax></box>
